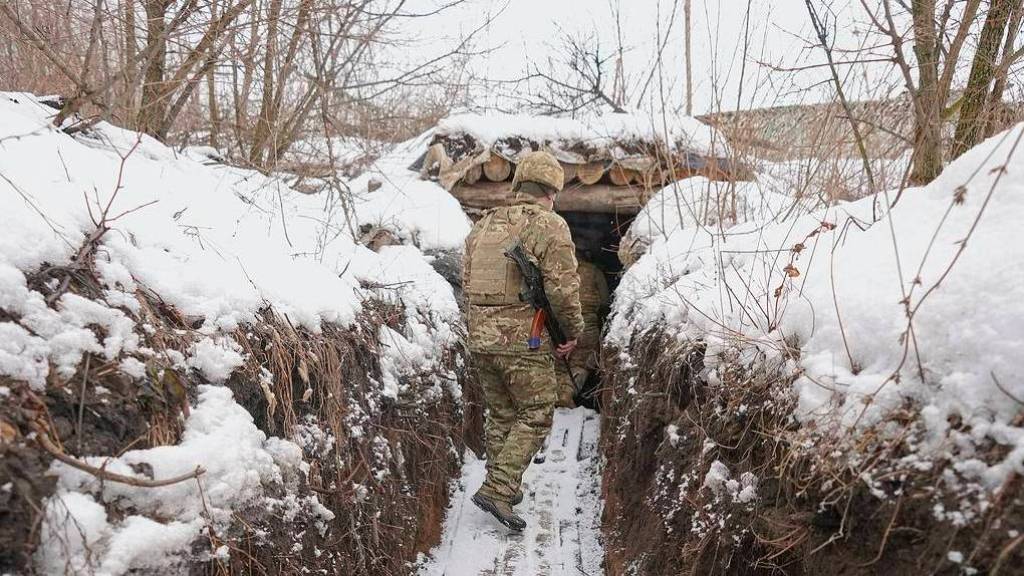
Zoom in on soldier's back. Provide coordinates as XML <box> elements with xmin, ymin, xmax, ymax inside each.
<box><xmin>464</xmin><ymin>203</ymin><xmax>547</xmax><ymax>355</ymax></box>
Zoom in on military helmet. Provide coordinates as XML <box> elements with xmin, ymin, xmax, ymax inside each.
<box><xmin>512</xmin><ymin>151</ymin><xmax>564</xmax><ymax>193</ymax></box>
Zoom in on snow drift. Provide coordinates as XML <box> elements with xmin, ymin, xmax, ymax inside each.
<box><xmin>0</xmin><ymin>93</ymin><xmax>469</xmax><ymax>574</ymax></box>
<box><xmin>602</xmin><ymin>123</ymin><xmax>1024</xmax><ymax>573</ymax></box>
<box><xmin>612</xmin><ymin>123</ymin><xmax>1024</xmax><ymax>483</ymax></box>
<box><xmin>436</xmin><ymin>111</ymin><xmax>728</xmax><ymax>159</ymax></box>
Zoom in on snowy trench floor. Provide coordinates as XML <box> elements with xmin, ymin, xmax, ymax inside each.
<box><xmin>419</xmin><ymin>408</ymin><xmax>605</xmax><ymax>576</ymax></box>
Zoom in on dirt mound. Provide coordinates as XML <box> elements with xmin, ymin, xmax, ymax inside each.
<box><xmin>599</xmin><ymin>331</ymin><xmax>1024</xmax><ymax>575</ymax></box>
<box><xmin>0</xmin><ymin>254</ymin><xmax>468</xmax><ymax>574</ymax></box>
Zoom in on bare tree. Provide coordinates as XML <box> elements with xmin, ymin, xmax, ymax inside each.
<box><xmin>1</xmin><ymin>0</ymin><xmax>481</xmax><ymax>171</ymax></box>
<box><xmin>515</xmin><ymin>31</ymin><xmax>627</xmax><ymax>116</ymax></box>
<box><xmin>952</xmin><ymin>0</ymin><xmax>1024</xmax><ymax>157</ymax></box>
<box><xmin>843</xmin><ymin>0</ymin><xmax>1024</xmax><ymax>183</ymax></box>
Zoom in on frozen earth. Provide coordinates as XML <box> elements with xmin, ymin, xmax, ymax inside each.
<box><xmin>419</xmin><ymin>408</ymin><xmax>604</xmax><ymax>576</ymax></box>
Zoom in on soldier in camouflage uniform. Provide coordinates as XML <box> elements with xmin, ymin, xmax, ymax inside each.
<box><xmin>554</xmin><ymin>253</ymin><xmax>609</xmax><ymax>407</ymax></box>
<box><xmin>462</xmin><ymin>151</ymin><xmax>585</xmax><ymax>531</ymax></box>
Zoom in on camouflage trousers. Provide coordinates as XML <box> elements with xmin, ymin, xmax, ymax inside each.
<box><xmin>474</xmin><ymin>352</ymin><xmax>556</xmax><ymax>502</ymax></box>
<box><xmin>554</xmin><ymin>323</ymin><xmax>601</xmax><ymax>407</ymax></box>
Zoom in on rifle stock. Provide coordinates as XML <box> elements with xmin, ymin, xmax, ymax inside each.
<box><xmin>504</xmin><ymin>241</ymin><xmax>577</xmax><ymax>383</ymax></box>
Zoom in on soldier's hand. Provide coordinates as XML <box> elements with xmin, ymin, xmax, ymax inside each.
<box><xmin>556</xmin><ymin>339</ymin><xmax>577</xmax><ymax>358</ymax></box>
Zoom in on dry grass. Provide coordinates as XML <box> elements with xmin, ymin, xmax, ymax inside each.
<box><xmin>599</xmin><ymin>328</ymin><xmax>1024</xmax><ymax>576</ymax></box>
<box><xmin>0</xmin><ymin>239</ymin><xmax>468</xmax><ymax>575</ymax></box>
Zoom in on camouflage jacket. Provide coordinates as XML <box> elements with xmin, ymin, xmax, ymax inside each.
<box><xmin>577</xmin><ymin>259</ymin><xmax>609</xmax><ymax>325</ymax></box>
<box><xmin>463</xmin><ymin>195</ymin><xmax>585</xmax><ymax>355</ymax></box>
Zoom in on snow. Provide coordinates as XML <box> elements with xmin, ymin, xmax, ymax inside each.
<box><xmin>52</xmin><ymin>385</ymin><xmax>322</xmax><ymax>520</ymax></box>
<box><xmin>286</xmin><ymin>135</ymin><xmax>387</xmax><ymax>176</ymax></box>
<box><xmin>38</xmin><ymin>386</ymin><xmax>317</xmax><ymax>574</ymax></box>
<box><xmin>0</xmin><ymin>91</ymin><xmax>461</xmax><ymax>388</ymax></box>
<box><xmin>419</xmin><ymin>408</ymin><xmax>604</xmax><ymax>576</ymax></box>
<box><xmin>701</xmin><ymin>460</ymin><xmax>758</xmax><ymax>504</ymax></box>
<box><xmin>622</xmin><ymin>175</ymin><xmax>816</xmax><ymax>262</ymax></box>
<box><xmin>349</xmin><ymin>133</ymin><xmax>473</xmax><ymax>251</ymax></box>
<box><xmin>702</xmin><ymin>460</ymin><xmax>732</xmax><ymax>497</ymax></box>
<box><xmin>0</xmin><ymin>92</ymin><xmax>466</xmax><ymax>572</ymax></box>
<box><xmin>35</xmin><ymin>491</ymin><xmax>112</xmax><ymax>575</ymax></box>
<box><xmin>610</xmin><ymin>122</ymin><xmax>1024</xmax><ymax>499</ymax></box>
<box><xmin>187</xmin><ymin>336</ymin><xmax>245</xmax><ymax>384</ymax></box>
<box><xmin>437</xmin><ymin>111</ymin><xmax>728</xmax><ymax>158</ymax></box>
<box><xmin>0</xmin><ymin>261</ymin><xmax>139</xmax><ymax>389</ymax></box>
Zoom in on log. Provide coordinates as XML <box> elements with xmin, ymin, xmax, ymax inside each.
<box><xmin>609</xmin><ymin>166</ymin><xmax>640</xmax><ymax>187</ymax></box>
<box><xmin>483</xmin><ymin>154</ymin><xmax>512</xmax><ymax>181</ymax></box>
<box><xmin>560</xmin><ymin>162</ymin><xmax>578</xmax><ymax>183</ymax></box>
<box><xmin>576</xmin><ymin>162</ymin><xmax>605</xmax><ymax>185</ymax></box>
<box><xmin>451</xmin><ymin>181</ymin><xmax>646</xmax><ymax>214</ymax></box>
<box><xmin>642</xmin><ymin>167</ymin><xmax>674</xmax><ymax>189</ymax></box>
<box><xmin>419</xmin><ymin>142</ymin><xmax>451</xmax><ymax>179</ymax></box>
<box><xmin>464</xmin><ymin>163</ymin><xmax>482</xmax><ymax>185</ymax></box>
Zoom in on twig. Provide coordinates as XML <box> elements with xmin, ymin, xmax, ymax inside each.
<box><xmin>992</xmin><ymin>534</ymin><xmax>1024</xmax><ymax>575</ymax></box>
<box><xmin>856</xmin><ymin>493</ymin><xmax>903</xmax><ymax>567</ymax></box>
<box><xmin>75</xmin><ymin>355</ymin><xmax>92</xmax><ymax>453</ymax></box>
<box><xmin>36</xmin><ymin>430</ymin><xmax>205</xmax><ymax>488</ymax></box>
<box><xmin>991</xmin><ymin>371</ymin><xmax>1024</xmax><ymax>406</ymax></box>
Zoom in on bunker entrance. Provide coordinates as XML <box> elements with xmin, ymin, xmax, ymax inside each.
<box><xmin>407</xmin><ymin>114</ymin><xmax>745</xmax><ymax>412</ymax></box>
<box><xmin>559</xmin><ymin>210</ymin><xmax>631</xmax><ymax>293</ymax></box>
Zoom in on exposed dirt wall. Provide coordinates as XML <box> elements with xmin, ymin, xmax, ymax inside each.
<box><xmin>599</xmin><ymin>331</ymin><xmax>1024</xmax><ymax>575</ymax></box>
<box><xmin>0</xmin><ymin>265</ymin><xmax>467</xmax><ymax>575</ymax></box>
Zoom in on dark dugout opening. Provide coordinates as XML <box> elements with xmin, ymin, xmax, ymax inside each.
<box><xmin>558</xmin><ymin>211</ymin><xmax>631</xmax><ymax>291</ymax></box>
<box><xmin>557</xmin><ymin>210</ymin><xmax>634</xmax><ymax>410</ymax></box>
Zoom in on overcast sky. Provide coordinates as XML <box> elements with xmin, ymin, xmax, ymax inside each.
<box><xmin>400</xmin><ymin>0</ymin><xmax>900</xmax><ymax>116</ymax></box>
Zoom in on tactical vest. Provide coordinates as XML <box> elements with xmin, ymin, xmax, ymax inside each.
<box><xmin>466</xmin><ymin>205</ymin><xmax>536</xmax><ymax>306</ymax></box>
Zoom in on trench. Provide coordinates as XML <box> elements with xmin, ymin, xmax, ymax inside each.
<box><xmin>415</xmin><ymin>200</ymin><xmax>1024</xmax><ymax>576</ymax></box>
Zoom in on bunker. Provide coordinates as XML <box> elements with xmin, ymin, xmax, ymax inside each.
<box><xmin>410</xmin><ymin>112</ymin><xmax>746</xmax><ymax>290</ymax></box>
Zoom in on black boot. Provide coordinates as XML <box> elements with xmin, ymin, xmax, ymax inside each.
<box><xmin>472</xmin><ymin>492</ymin><xmax>527</xmax><ymax>532</ymax></box>
<box><xmin>534</xmin><ymin>435</ymin><xmax>550</xmax><ymax>464</ymax></box>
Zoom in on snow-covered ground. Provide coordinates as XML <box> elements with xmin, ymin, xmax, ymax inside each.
<box><xmin>610</xmin><ymin>122</ymin><xmax>1024</xmax><ymax>514</ymax></box>
<box><xmin>348</xmin><ymin>132</ymin><xmax>472</xmax><ymax>251</ymax></box>
<box><xmin>419</xmin><ymin>408</ymin><xmax>604</xmax><ymax>576</ymax></box>
<box><xmin>0</xmin><ymin>92</ymin><xmax>466</xmax><ymax>573</ymax></box>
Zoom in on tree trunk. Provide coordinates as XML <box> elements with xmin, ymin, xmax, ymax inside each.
<box><xmin>952</xmin><ymin>0</ymin><xmax>1019</xmax><ymax>158</ymax></box>
<box><xmin>483</xmin><ymin>155</ymin><xmax>511</xmax><ymax>181</ymax></box>
<box><xmin>577</xmin><ymin>162</ymin><xmax>605</xmax><ymax>185</ymax></box>
<box><xmin>684</xmin><ymin>0</ymin><xmax>692</xmax><ymax>116</ymax></box>
<box><xmin>983</xmin><ymin>0</ymin><xmax>1024</xmax><ymax>138</ymax></box>
<box><xmin>452</xmin><ymin>181</ymin><xmax>648</xmax><ymax>214</ymax></box>
<box><xmin>122</xmin><ymin>0</ymin><xmax>137</xmax><ymax>111</ymax></box>
<box><xmin>206</xmin><ymin>68</ymin><xmax>219</xmax><ymax>148</ymax></box>
<box><xmin>206</xmin><ymin>0</ymin><xmax>220</xmax><ymax>148</ymax></box>
<box><xmin>138</xmin><ymin>0</ymin><xmax>168</xmax><ymax>137</ymax></box>
<box><xmin>232</xmin><ymin>11</ymin><xmax>260</xmax><ymax>153</ymax></box>
<box><xmin>249</xmin><ymin>0</ymin><xmax>283</xmax><ymax>167</ymax></box>
<box><xmin>910</xmin><ymin>0</ymin><xmax>943</xmax><ymax>185</ymax></box>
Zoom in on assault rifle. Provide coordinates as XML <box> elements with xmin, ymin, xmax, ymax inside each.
<box><xmin>504</xmin><ymin>241</ymin><xmax>576</xmax><ymax>382</ymax></box>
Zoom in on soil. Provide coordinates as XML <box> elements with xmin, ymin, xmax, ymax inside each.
<box><xmin>0</xmin><ymin>260</ymin><xmax>469</xmax><ymax>575</ymax></box>
<box><xmin>598</xmin><ymin>332</ymin><xmax>1024</xmax><ymax>575</ymax></box>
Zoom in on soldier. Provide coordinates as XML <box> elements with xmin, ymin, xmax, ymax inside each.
<box><xmin>462</xmin><ymin>151</ymin><xmax>585</xmax><ymax>531</ymax></box>
<box><xmin>554</xmin><ymin>252</ymin><xmax>609</xmax><ymax>408</ymax></box>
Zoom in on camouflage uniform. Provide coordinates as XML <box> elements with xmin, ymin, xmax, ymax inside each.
<box><xmin>555</xmin><ymin>258</ymin><xmax>609</xmax><ymax>407</ymax></box>
<box><xmin>463</xmin><ymin>154</ymin><xmax>584</xmax><ymax>504</ymax></box>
